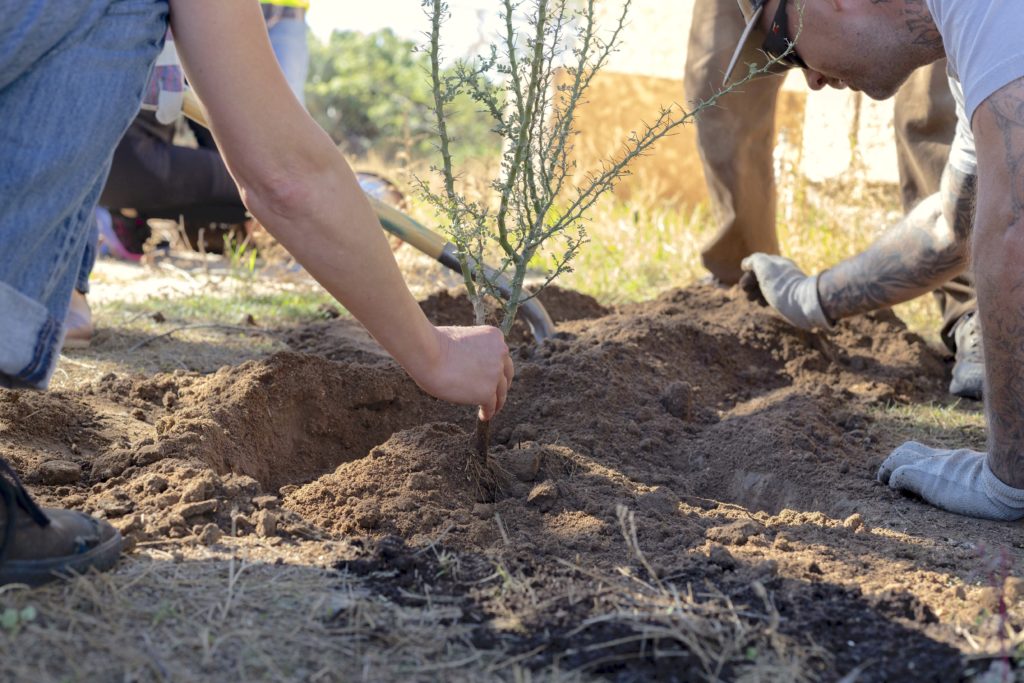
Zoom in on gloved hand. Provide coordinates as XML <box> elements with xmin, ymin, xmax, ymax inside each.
<box><xmin>141</xmin><ymin>29</ymin><xmax>184</xmax><ymax>125</ymax></box>
<box><xmin>878</xmin><ymin>442</ymin><xmax>1024</xmax><ymax>521</ymax></box>
<box><xmin>740</xmin><ymin>254</ymin><xmax>833</xmax><ymax>331</ymax></box>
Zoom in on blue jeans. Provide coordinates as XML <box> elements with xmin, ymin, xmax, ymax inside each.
<box><xmin>0</xmin><ymin>0</ymin><xmax>167</xmax><ymax>388</ymax></box>
<box><xmin>267</xmin><ymin>15</ymin><xmax>309</xmax><ymax>106</ymax></box>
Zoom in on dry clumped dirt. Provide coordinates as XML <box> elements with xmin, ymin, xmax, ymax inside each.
<box><xmin>2</xmin><ymin>283</ymin><xmax>1022</xmax><ymax>681</ymax></box>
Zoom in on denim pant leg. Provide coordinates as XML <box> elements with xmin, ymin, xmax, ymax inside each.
<box><xmin>75</xmin><ymin>216</ymin><xmax>99</xmax><ymax>295</ymax></box>
<box><xmin>0</xmin><ymin>0</ymin><xmax>167</xmax><ymax>389</ymax></box>
<box><xmin>268</xmin><ymin>17</ymin><xmax>309</xmax><ymax>106</ymax></box>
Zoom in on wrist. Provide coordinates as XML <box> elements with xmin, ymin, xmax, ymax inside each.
<box><xmin>809</xmin><ymin>273</ymin><xmax>836</xmax><ymax>329</ymax></box>
<box><xmin>394</xmin><ymin>320</ymin><xmax>445</xmax><ymax>389</ymax></box>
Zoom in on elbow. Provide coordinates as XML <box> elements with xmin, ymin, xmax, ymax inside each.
<box><xmin>973</xmin><ymin>212</ymin><xmax>1024</xmax><ymax>272</ymax></box>
<box><xmin>236</xmin><ymin>146</ymin><xmax>338</xmax><ymax>224</ymax></box>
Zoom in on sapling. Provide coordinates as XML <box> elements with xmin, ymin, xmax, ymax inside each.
<box><xmin>421</xmin><ymin>0</ymin><xmax>799</xmax><ymax>464</ymax></box>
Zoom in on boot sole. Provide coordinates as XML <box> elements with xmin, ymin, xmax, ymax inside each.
<box><xmin>0</xmin><ymin>529</ymin><xmax>123</xmax><ymax>587</ymax></box>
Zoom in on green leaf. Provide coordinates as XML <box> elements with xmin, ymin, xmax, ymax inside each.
<box><xmin>1</xmin><ymin>608</ymin><xmax>19</xmax><ymax>630</ymax></box>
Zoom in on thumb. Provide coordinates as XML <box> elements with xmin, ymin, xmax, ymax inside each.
<box><xmin>887</xmin><ymin>463</ymin><xmax>937</xmax><ymax>499</ymax></box>
<box><xmin>740</xmin><ymin>254</ymin><xmax>763</xmax><ymax>273</ymax></box>
<box><xmin>877</xmin><ymin>441</ymin><xmax>935</xmax><ymax>483</ymax></box>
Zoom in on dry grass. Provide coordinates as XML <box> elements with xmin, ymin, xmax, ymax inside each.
<box><xmin>0</xmin><ymin>535</ymin><xmax>831</xmax><ymax>683</ymax></box>
<box><xmin>0</xmin><ymin>541</ymin><xmax>506</xmax><ymax>683</ymax></box>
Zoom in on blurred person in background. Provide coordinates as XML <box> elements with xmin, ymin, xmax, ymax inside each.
<box><xmin>67</xmin><ymin>0</ymin><xmax>313</xmax><ymax>347</ymax></box>
<box><xmin>684</xmin><ymin>0</ymin><xmax>982</xmax><ymax>400</ymax></box>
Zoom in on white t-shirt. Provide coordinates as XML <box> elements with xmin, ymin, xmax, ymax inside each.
<box><xmin>926</xmin><ymin>0</ymin><xmax>1024</xmax><ymax>124</ymax></box>
<box><xmin>926</xmin><ymin>1</ymin><xmax>1024</xmax><ymax>175</ymax></box>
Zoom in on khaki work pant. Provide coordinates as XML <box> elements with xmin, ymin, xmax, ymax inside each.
<box><xmin>684</xmin><ymin>0</ymin><xmax>975</xmax><ymax>346</ymax></box>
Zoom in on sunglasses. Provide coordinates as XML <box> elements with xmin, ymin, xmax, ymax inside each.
<box><xmin>762</xmin><ymin>0</ymin><xmax>808</xmax><ymax>70</ymax></box>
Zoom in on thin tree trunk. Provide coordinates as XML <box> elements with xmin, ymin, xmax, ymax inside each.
<box><xmin>474</xmin><ymin>417</ymin><xmax>490</xmax><ymax>461</ymax></box>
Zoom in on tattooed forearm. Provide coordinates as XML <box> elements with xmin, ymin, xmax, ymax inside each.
<box><xmin>971</xmin><ymin>77</ymin><xmax>1024</xmax><ymax>487</ymax></box>
<box><xmin>903</xmin><ymin>0</ymin><xmax>943</xmax><ymax>49</ymax></box>
<box><xmin>816</xmin><ymin>190</ymin><xmax>969</xmax><ymax>320</ymax></box>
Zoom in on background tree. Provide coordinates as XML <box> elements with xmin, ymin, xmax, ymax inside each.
<box><xmin>306</xmin><ymin>28</ymin><xmax>502</xmax><ymax>164</ymax></box>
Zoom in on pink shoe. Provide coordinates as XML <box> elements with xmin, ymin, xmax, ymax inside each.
<box><xmin>95</xmin><ymin>207</ymin><xmax>147</xmax><ymax>262</ymax></box>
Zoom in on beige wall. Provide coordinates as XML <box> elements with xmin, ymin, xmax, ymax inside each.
<box><xmin>572</xmin><ymin>0</ymin><xmax>900</xmax><ymax>206</ymax></box>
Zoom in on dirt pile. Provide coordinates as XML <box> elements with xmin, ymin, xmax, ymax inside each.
<box><xmin>4</xmin><ymin>282</ymin><xmax>1019</xmax><ymax>681</ymax></box>
<box><xmin>280</xmin><ymin>284</ymin><xmax>952</xmax><ymax>567</ymax></box>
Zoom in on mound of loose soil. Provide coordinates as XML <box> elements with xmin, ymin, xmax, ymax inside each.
<box><xmin>282</xmin><ymin>285</ymin><xmax>952</xmax><ymax>562</ymax></box>
<box><xmin>5</xmin><ymin>282</ymin><xmax>1020</xmax><ymax>680</ymax></box>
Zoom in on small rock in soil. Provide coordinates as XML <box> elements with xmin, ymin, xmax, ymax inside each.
<box><xmin>772</xmin><ymin>534</ymin><xmax>792</xmax><ymax>551</ymax></box>
<box><xmin>154</xmin><ymin>492</ymin><xmax>180</xmax><ymax>509</ymax></box>
<box><xmin>255</xmin><ymin>510</ymin><xmax>279</xmax><ymax>537</ymax></box>
<box><xmin>252</xmin><ymin>495</ymin><xmax>280</xmax><ymax>510</ymax></box>
<box><xmin>139</xmin><ymin>474</ymin><xmax>169</xmax><ymax>494</ymax></box>
<box><xmin>134</xmin><ymin>444</ymin><xmax>164</xmax><ymax>466</ymax></box>
<box><xmin>472</xmin><ymin>503</ymin><xmax>495</xmax><ymax>520</ymax></box>
<box><xmin>113</xmin><ymin>514</ymin><xmax>144</xmax><ymax>535</ymax></box>
<box><xmin>707</xmin><ymin>543</ymin><xmax>736</xmax><ymax>570</ymax></box>
<box><xmin>510</xmin><ymin>423</ymin><xmax>538</xmax><ymax>444</ymax></box>
<box><xmin>843</xmin><ymin>512</ymin><xmax>865</xmax><ymax>532</ymax></box>
<box><xmin>177</xmin><ymin>499</ymin><xmax>218</xmax><ymax>519</ymax></box>
<box><xmin>406</xmin><ymin>472</ymin><xmax>433</xmax><ymax>491</ymax></box>
<box><xmin>232</xmin><ymin>513</ymin><xmax>254</xmax><ymax>536</ymax></box>
<box><xmin>197</xmin><ymin>523</ymin><xmax>223</xmax><ymax>546</ymax></box>
<box><xmin>501</xmin><ymin>449</ymin><xmax>541</xmax><ymax>483</ymax></box>
<box><xmin>636</xmin><ymin>486</ymin><xmax>681</xmax><ymax>517</ymax></box>
<box><xmin>527</xmin><ymin>480</ymin><xmax>559</xmax><ymax>512</ymax></box>
<box><xmin>93</xmin><ymin>449</ymin><xmax>132</xmax><ymax>480</ymax></box>
<box><xmin>35</xmin><ymin>460</ymin><xmax>82</xmax><ymax>485</ymax></box>
<box><xmin>95</xmin><ymin>495</ymin><xmax>133</xmax><ymax>518</ymax></box>
<box><xmin>180</xmin><ymin>473</ymin><xmax>219</xmax><ymax>503</ymax></box>
<box><xmin>354</xmin><ymin>506</ymin><xmax>380</xmax><ymax>530</ymax></box>
<box><xmin>705</xmin><ymin>519</ymin><xmax>760</xmax><ymax>546</ymax></box>
<box><xmin>660</xmin><ymin>381</ymin><xmax>693</xmax><ymax>420</ymax></box>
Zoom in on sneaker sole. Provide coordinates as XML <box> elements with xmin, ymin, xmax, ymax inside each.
<box><xmin>0</xmin><ymin>529</ymin><xmax>123</xmax><ymax>587</ymax></box>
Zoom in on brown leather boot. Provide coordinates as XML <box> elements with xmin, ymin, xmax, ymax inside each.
<box><xmin>0</xmin><ymin>459</ymin><xmax>122</xmax><ymax>587</ymax></box>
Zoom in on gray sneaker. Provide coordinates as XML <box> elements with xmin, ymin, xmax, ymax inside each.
<box><xmin>949</xmin><ymin>313</ymin><xmax>984</xmax><ymax>400</ymax></box>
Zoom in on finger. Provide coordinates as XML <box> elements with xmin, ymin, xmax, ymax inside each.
<box><xmin>877</xmin><ymin>441</ymin><xmax>938</xmax><ymax>483</ymax></box>
<box><xmin>480</xmin><ymin>391</ymin><xmax>497</xmax><ymax>421</ymax></box>
<box><xmin>494</xmin><ymin>372</ymin><xmax>510</xmax><ymax>415</ymax></box>
<box><xmin>887</xmin><ymin>464</ymin><xmax>932</xmax><ymax>499</ymax></box>
<box><xmin>503</xmin><ymin>352</ymin><xmax>515</xmax><ymax>386</ymax></box>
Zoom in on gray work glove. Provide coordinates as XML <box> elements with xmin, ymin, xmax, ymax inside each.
<box><xmin>740</xmin><ymin>254</ymin><xmax>834</xmax><ymax>331</ymax></box>
<box><xmin>878</xmin><ymin>442</ymin><xmax>1024</xmax><ymax>521</ymax></box>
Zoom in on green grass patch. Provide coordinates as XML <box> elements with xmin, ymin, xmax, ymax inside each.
<box><xmin>869</xmin><ymin>400</ymin><xmax>987</xmax><ymax>450</ymax></box>
<box><xmin>97</xmin><ymin>289</ymin><xmax>342</xmax><ymax>328</ymax></box>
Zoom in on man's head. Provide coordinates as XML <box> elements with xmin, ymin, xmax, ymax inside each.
<box><xmin>725</xmin><ymin>0</ymin><xmax>944</xmax><ymax>100</ymax></box>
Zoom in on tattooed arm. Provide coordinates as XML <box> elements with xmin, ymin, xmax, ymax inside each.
<box><xmin>816</xmin><ymin>164</ymin><xmax>975</xmax><ymax>321</ymax></box>
<box><xmin>971</xmin><ymin>76</ymin><xmax>1024</xmax><ymax>489</ymax></box>
<box><xmin>875</xmin><ymin>78</ymin><xmax>1024</xmax><ymax>521</ymax></box>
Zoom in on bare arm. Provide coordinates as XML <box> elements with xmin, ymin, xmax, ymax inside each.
<box><xmin>816</xmin><ymin>164</ymin><xmax>975</xmax><ymax>321</ymax></box>
<box><xmin>167</xmin><ymin>0</ymin><xmax>512</xmax><ymax>416</ymax></box>
<box><xmin>971</xmin><ymin>76</ymin><xmax>1024</xmax><ymax>488</ymax></box>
